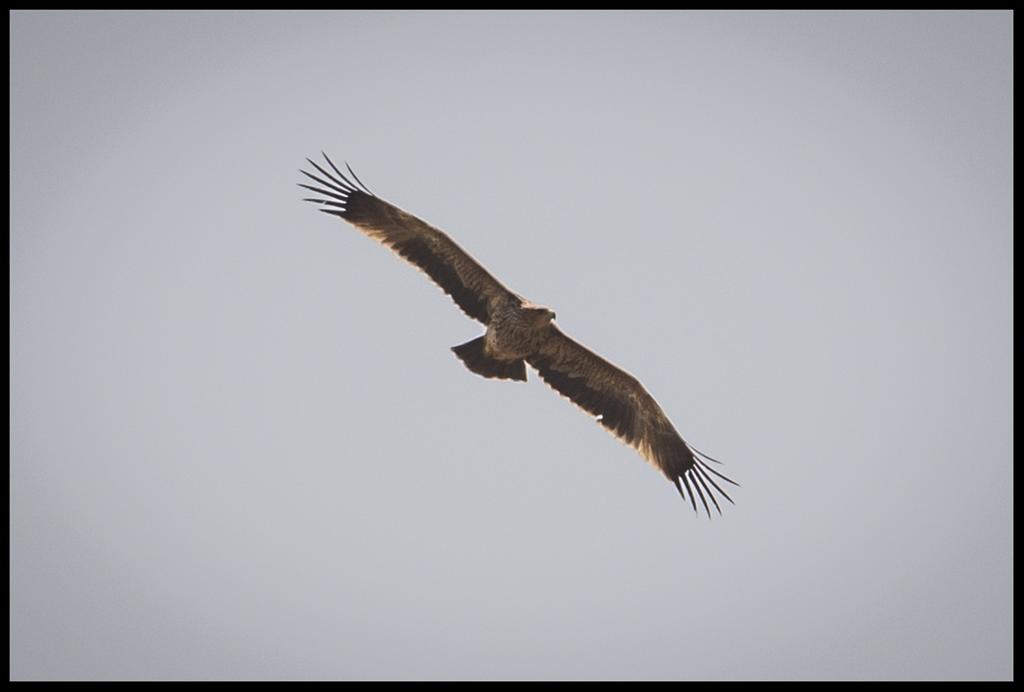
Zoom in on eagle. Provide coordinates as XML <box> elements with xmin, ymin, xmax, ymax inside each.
<box><xmin>299</xmin><ymin>153</ymin><xmax>738</xmax><ymax>516</ymax></box>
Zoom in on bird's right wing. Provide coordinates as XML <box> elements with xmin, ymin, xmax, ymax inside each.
<box><xmin>299</xmin><ymin>153</ymin><xmax>518</xmax><ymax>324</ymax></box>
<box><xmin>528</xmin><ymin>325</ymin><xmax>738</xmax><ymax>516</ymax></box>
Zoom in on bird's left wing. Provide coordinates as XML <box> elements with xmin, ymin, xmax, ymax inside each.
<box><xmin>527</xmin><ymin>325</ymin><xmax>738</xmax><ymax>515</ymax></box>
<box><xmin>300</xmin><ymin>153</ymin><xmax>518</xmax><ymax>324</ymax></box>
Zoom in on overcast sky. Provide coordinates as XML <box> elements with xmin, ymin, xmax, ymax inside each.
<box><xmin>10</xmin><ymin>10</ymin><xmax>1012</xmax><ymax>681</ymax></box>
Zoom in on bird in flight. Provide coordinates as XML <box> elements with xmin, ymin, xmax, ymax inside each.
<box><xmin>299</xmin><ymin>153</ymin><xmax>738</xmax><ymax>516</ymax></box>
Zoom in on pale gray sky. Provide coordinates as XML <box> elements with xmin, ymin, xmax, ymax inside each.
<box><xmin>10</xmin><ymin>10</ymin><xmax>1012</xmax><ymax>681</ymax></box>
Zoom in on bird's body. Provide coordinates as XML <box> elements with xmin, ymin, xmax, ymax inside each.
<box><xmin>300</xmin><ymin>153</ymin><xmax>738</xmax><ymax>516</ymax></box>
<box><xmin>483</xmin><ymin>300</ymin><xmax>554</xmax><ymax>365</ymax></box>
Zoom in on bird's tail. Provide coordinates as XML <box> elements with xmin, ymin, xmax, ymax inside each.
<box><xmin>452</xmin><ymin>336</ymin><xmax>527</xmax><ymax>382</ymax></box>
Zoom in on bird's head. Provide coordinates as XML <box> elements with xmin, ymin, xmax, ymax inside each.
<box><xmin>530</xmin><ymin>306</ymin><xmax>557</xmax><ymax>325</ymax></box>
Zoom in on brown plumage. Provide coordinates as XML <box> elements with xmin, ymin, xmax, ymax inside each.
<box><xmin>299</xmin><ymin>153</ymin><xmax>738</xmax><ymax>516</ymax></box>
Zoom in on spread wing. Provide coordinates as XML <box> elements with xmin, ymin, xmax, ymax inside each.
<box><xmin>527</xmin><ymin>325</ymin><xmax>738</xmax><ymax>516</ymax></box>
<box><xmin>299</xmin><ymin>153</ymin><xmax>518</xmax><ymax>324</ymax></box>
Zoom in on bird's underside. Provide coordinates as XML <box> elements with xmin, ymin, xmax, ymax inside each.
<box><xmin>299</xmin><ymin>153</ymin><xmax>738</xmax><ymax>516</ymax></box>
